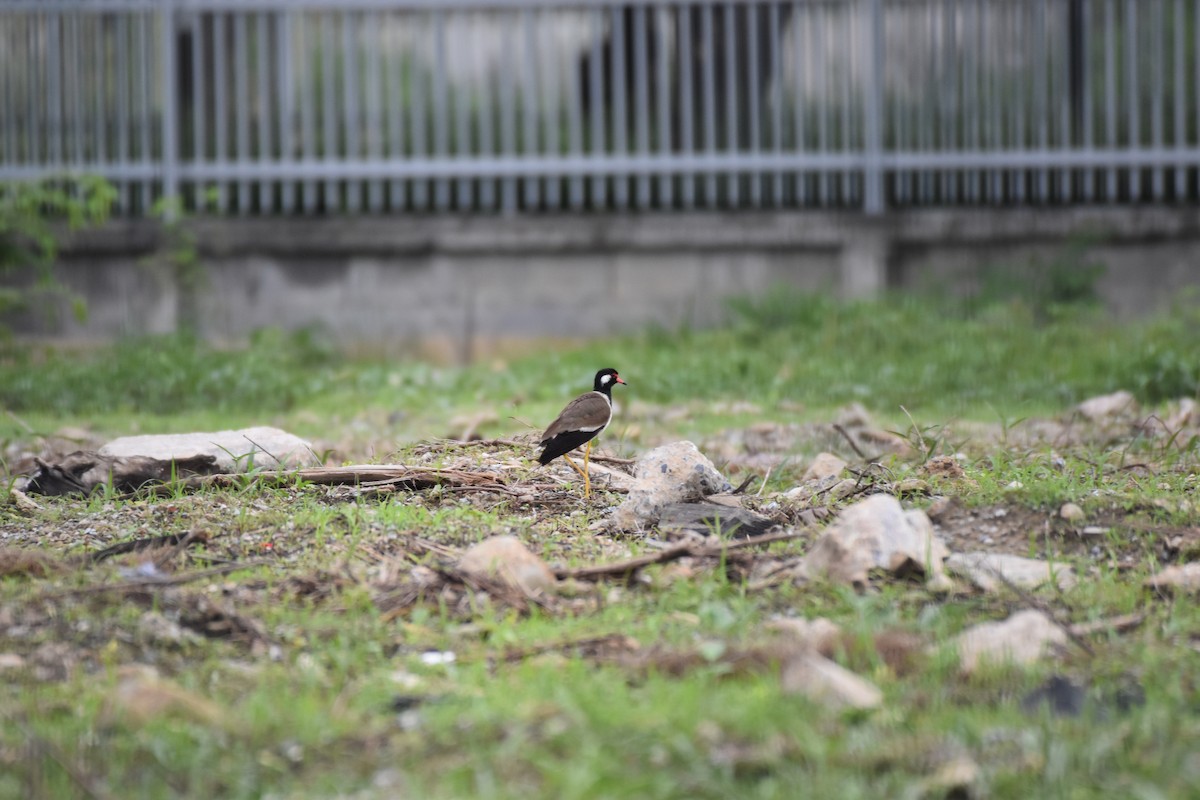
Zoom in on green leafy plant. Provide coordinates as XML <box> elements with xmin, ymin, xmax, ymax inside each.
<box><xmin>0</xmin><ymin>175</ymin><xmax>116</xmax><ymax>338</ymax></box>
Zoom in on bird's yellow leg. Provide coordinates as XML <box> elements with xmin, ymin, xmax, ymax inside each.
<box><xmin>582</xmin><ymin>440</ymin><xmax>592</xmax><ymax>498</ymax></box>
<box><xmin>561</xmin><ymin>453</ymin><xmax>588</xmax><ymax>481</ymax></box>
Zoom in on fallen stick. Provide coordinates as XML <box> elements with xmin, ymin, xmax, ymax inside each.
<box><xmin>554</xmin><ymin>529</ymin><xmax>805</xmax><ymax>581</ymax></box>
<box><xmin>32</xmin><ymin>560</ymin><xmax>272</xmax><ymax>602</ymax></box>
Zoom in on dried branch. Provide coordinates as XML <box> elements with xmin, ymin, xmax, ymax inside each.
<box><xmin>555</xmin><ymin>529</ymin><xmax>805</xmax><ymax>581</ymax></box>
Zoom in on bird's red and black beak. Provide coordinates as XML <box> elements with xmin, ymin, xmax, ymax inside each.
<box><xmin>615</xmin><ymin>375</ymin><xmax>627</xmax><ymax>385</ymax></box>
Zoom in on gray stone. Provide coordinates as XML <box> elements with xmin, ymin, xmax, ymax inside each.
<box><xmin>458</xmin><ymin>536</ymin><xmax>556</xmax><ymax>596</ymax></box>
<box><xmin>947</xmin><ymin>552</ymin><xmax>1077</xmax><ymax>593</ymax></box>
<box><xmin>1058</xmin><ymin>502</ymin><xmax>1086</xmax><ymax>522</ymax></box>
<box><xmin>1144</xmin><ymin>562</ymin><xmax>1200</xmax><ymax>595</ymax></box>
<box><xmin>100</xmin><ymin>426</ymin><xmax>318</xmax><ymax>471</ymax></box>
<box><xmin>610</xmin><ymin>441</ymin><xmax>732</xmax><ymax>530</ymax></box>
<box><xmin>1076</xmin><ymin>390</ymin><xmax>1138</xmax><ymax>422</ymax></box>
<box><xmin>949</xmin><ymin>609</ymin><xmax>1068</xmax><ymax>675</ymax></box>
<box><xmin>802</xmin><ymin>452</ymin><xmax>848</xmax><ymax>482</ymax></box>
<box><xmin>800</xmin><ymin>494</ymin><xmax>949</xmax><ymax>589</ymax></box>
<box><xmin>780</xmin><ymin>649</ymin><xmax>883</xmax><ymax>710</ymax></box>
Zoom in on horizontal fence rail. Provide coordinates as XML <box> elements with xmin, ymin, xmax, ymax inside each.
<box><xmin>3</xmin><ymin>0</ymin><xmax>1200</xmax><ymax>214</ymax></box>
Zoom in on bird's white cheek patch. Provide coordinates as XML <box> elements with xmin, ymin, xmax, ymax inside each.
<box><xmin>600</xmin><ymin>375</ymin><xmax>612</xmax><ymax>385</ymax></box>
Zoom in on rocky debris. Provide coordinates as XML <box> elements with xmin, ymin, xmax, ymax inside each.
<box><xmin>779</xmin><ymin>648</ymin><xmax>883</xmax><ymax>710</ymax></box>
<box><xmin>101</xmin><ymin>426</ymin><xmax>318</xmax><ymax>471</ymax></box>
<box><xmin>947</xmin><ymin>552</ymin><xmax>1077</xmax><ymax>593</ymax></box>
<box><xmin>799</xmin><ymin>494</ymin><xmax>950</xmax><ymax>590</ymax></box>
<box><xmin>919</xmin><ymin>756</ymin><xmax>982</xmax><ymax>798</ymax></box>
<box><xmin>1144</xmin><ymin>562</ymin><xmax>1200</xmax><ymax>595</ymax></box>
<box><xmin>658</xmin><ymin>501</ymin><xmax>775</xmax><ymax>539</ymax></box>
<box><xmin>21</xmin><ymin>451</ymin><xmax>221</xmax><ymax>496</ymax></box>
<box><xmin>1161</xmin><ymin>397</ymin><xmax>1198</xmax><ymax>432</ymax></box>
<box><xmin>0</xmin><ymin>653</ymin><xmax>27</xmax><ymax>671</ymax></box>
<box><xmin>835</xmin><ymin>403</ymin><xmax>914</xmax><ymax>458</ymax></box>
<box><xmin>1075</xmin><ymin>390</ymin><xmax>1138</xmax><ymax>423</ymax></box>
<box><xmin>949</xmin><ymin>609</ymin><xmax>1068</xmax><ymax>675</ymax></box>
<box><xmin>102</xmin><ymin>664</ymin><xmax>226</xmax><ymax>728</ymax></box>
<box><xmin>802</xmin><ymin>452</ymin><xmax>847</xmax><ymax>482</ymax></box>
<box><xmin>1058</xmin><ymin>502</ymin><xmax>1086</xmax><ymax>522</ymax></box>
<box><xmin>767</xmin><ymin>616</ymin><xmax>843</xmax><ymax>654</ymax></box>
<box><xmin>458</xmin><ymin>535</ymin><xmax>557</xmax><ymax>596</ymax></box>
<box><xmin>918</xmin><ymin>455</ymin><xmax>966</xmax><ymax>481</ymax></box>
<box><xmin>609</xmin><ymin>441</ymin><xmax>732</xmax><ymax>530</ymax></box>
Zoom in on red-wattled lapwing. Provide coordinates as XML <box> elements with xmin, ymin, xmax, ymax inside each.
<box><xmin>538</xmin><ymin>368</ymin><xmax>626</xmax><ymax>498</ymax></box>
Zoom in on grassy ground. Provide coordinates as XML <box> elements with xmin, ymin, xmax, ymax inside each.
<box><xmin>1</xmin><ymin>292</ymin><xmax>1199</xmax><ymax>799</ymax></box>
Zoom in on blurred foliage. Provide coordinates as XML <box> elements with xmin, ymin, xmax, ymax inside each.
<box><xmin>0</xmin><ymin>176</ymin><xmax>116</xmax><ymax>336</ymax></box>
<box><xmin>2</xmin><ymin>285</ymin><xmax>1197</xmax><ymax>419</ymax></box>
<box><xmin>0</xmin><ymin>327</ymin><xmax>337</xmax><ymax>415</ymax></box>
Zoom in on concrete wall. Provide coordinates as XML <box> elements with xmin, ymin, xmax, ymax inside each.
<box><xmin>12</xmin><ymin>208</ymin><xmax>1200</xmax><ymax>358</ymax></box>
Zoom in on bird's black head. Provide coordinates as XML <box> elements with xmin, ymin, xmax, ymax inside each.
<box><xmin>594</xmin><ymin>367</ymin><xmax>627</xmax><ymax>394</ymax></box>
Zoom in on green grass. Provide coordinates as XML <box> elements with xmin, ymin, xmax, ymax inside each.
<box><xmin>2</xmin><ymin>292</ymin><xmax>1200</xmax><ymax>798</ymax></box>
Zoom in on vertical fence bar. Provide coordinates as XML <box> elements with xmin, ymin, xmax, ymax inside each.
<box><xmin>962</xmin><ymin>0</ymin><xmax>978</xmax><ymax>203</ymax></box>
<box><xmin>477</xmin><ymin>13</ymin><xmax>497</xmax><ymax>210</ymax></box>
<box><xmin>611</xmin><ymin>5</ymin><xmax>629</xmax><ymax>208</ymax></box>
<box><xmin>191</xmin><ymin>12</ymin><xmax>205</xmax><ymax>209</ymax></box>
<box><xmin>364</xmin><ymin>11</ymin><xmax>382</xmax><ymax>212</ymax></box>
<box><xmin>863</xmin><ymin>0</ymin><xmax>884</xmax><ymax>213</ymax></box>
<box><xmin>633</xmin><ymin>4</ymin><xmax>651</xmax><ymax>209</ymax></box>
<box><xmin>521</xmin><ymin>9</ymin><xmax>540</xmax><ymax>209</ymax></box>
<box><xmin>387</xmin><ymin>12</ymin><xmax>408</xmax><ymax>210</ymax></box>
<box><xmin>1104</xmin><ymin>0</ymin><xmax>1116</xmax><ymax>200</ymax></box>
<box><xmin>588</xmin><ymin>9</ymin><xmax>606</xmax><ymax>208</ymax></box>
<box><xmin>1195</xmin><ymin>0</ymin><xmax>1200</xmax><ymax>199</ymax></box>
<box><xmin>702</xmin><ymin>3</ymin><xmax>717</xmax><ymax>205</ymax></box>
<box><xmin>840</xmin><ymin>6</ymin><xmax>853</xmax><ymax>204</ymax></box>
<box><xmin>433</xmin><ymin>9</ymin><xmax>451</xmax><ymax>210</ymax></box>
<box><xmin>213</xmin><ymin>10</ymin><xmax>228</xmax><ymax>211</ymax></box>
<box><xmin>343</xmin><ymin>10</ymin><xmax>362</xmax><ymax>212</ymax></box>
<box><xmin>256</xmin><ymin>12</ymin><xmax>273</xmax><ymax>213</ymax></box>
<box><xmin>1033</xmin><ymin>1</ymin><xmax>1047</xmax><ymax>202</ymax></box>
<box><xmin>455</xmin><ymin>14</ymin><xmax>474</xmax><ymax>210</ymax></box>
<box><xmin>819</xmin><ymin>3</ymin><xmax>834</xmax><ymax>205</ymax></box>
<box><xmin>747</xmin><ymin>2</ymin><xmax>762</xmax><ymax>207</ymax></box>
<box><xmin>1010</xmin><ymin>0</ymin><xmax>1024</xmax><ymax>203</ymax></box>
<box><xmin>1082</xmin><ymin>0</ymin><xmax>1094</xmax><ymax>201</ymax></box>
<box><xmin>499</xmin><ymin>13</ymin><xmax>517</xmax><ymax>211</ymax></box>
<box><xmin>67</xmin><ymin>14</ymin><xmax>83</xmax><ymax>176</ymax></box>
<box><xmin>1126</xmin><ymin>0</ymin><xmax>1140</xmax><ymax>200</ymax></box>
<box><xmin>47</xmin><ymin>11</ymin><xmax>62</xmax><ymax>175</ymax></box>
<box><xmin>794</xmin><ymin>1</ymin><xmax>808</xmax><ymax>206</ymax></box>
<box><xmin>1058</xmin><ymin>1</ymin><xmax>1072</xmax><ymax>201</ymax></box>
<box><xmin>679</xmin><ymin>5</ymin><xmax>695</xmax><ymax>207</ymax></box>
<box><xmin>768</xmin><ymin>2</ymin><xmax>782</xmax><ymax>207</ymax></box>
<box><xmin>1151</xmin><ymin>0</ymin><xmax>1164</xmax><ymax>200</ymax></box>
<box><xmin>161</xmin><ymin>0</ymin><xmax>178</xmax><ymax>214</ymax></box>
<box><xmin>234</xmin><ymin>11</ymin><xmax>249</xmax><ymax>212</ymax></box>
<box><xmin>656</xmin><ymin>4</ymin><xmax>673</xmax><ymax>208</ymax></box>
<box><xmin>278</xmin><ymin>10</ymin><xmax>296</xmax><ymax>212</ymax></box>
<box><xmin>939</xmin><ymin>0</ymin><xmax>954</xmax><ymax>203</ymax></box>
<box><xmin>412</xmin><ymin>15</ymin><xmax>430</xmax><ymax>210</ymax></box>
<box><xmin>137</xmin><ymin>11</ymin><xmax>153</xmax><ymax>210</ymax></box>
<box><xmin>1173</xmin><ymin>0</ymin><xmax>1185</xmax><ymax>198</ymax></box>
<box><xmin>724</xmin><ymin>3</ymin><xmax>738</xmax><ymax>206</ymax></box>
<box><xmin>114</xmin><ymin>13</ymin><xmax>128</xmax><ymax>209</ymax></box>
<box><xmin>320</xmin><ymin>12</ymin><xmax>337</xmax><ymax>210</ymax></box>
<box><xmin>988</xmin><ymin>2</ymin><xmax>1001</xmax><ymax>203</ymax></box>
<box><xmin>300</xmin><ymin>13</ymin><xmax>318</xmax><ymax>211</ymax></box>
<box><xmin>539</xmin><ymin>11</ymin><xmax>560</xmax><ymax>209</ymax></box>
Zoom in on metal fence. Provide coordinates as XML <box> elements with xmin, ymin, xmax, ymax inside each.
<box><xmin>3</xmin><ymin>0</ymin><xmax>1200</xmax><ymax>215</ymax></box>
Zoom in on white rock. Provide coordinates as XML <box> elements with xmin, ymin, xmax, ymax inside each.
<box><xmin>800</xmin><ymin>494</ymin><xmax>949</xmax><ymax>589</ymax></box>
<box><xmin>1076</xmin><ymin>390</ymin><xmax>1138</xmax><ymax>422</ymax></box>
<box><xmin>100</xmin><ymin>426</ymin><xmax>318</xmax><ymax>471</ymax></box>
<box><xmin>458</xmin><ymin>535</ymin><xmax>556</xmax><ymax>595</ymax></box>
<box><xmin>802</xmin><ymin>452</ymin><xmax>848</xmax><ymax>482</ymax></box>
<box><xmin>767</xmin><ymin>617</ymin><xmax>842</xmax><ymax>653</ymax></box>
<box><xmin>780</xmin><ymin>649</ymin><xmax>883</xmax><ymax>710</ymax></box>
<box><xmin>1144</xmin><ymin>563</ymin><xmax>1200</xmax><ymax>595</ymax></box>
<box><xmin>950</xmin><ymin>609</ymin><xmax>1068</xmax><ymax>675</ymax></box>
<box><xmin>947</xmin><ymin>552</ymin><xmax>1077</xmax><ymax>593</ymax></box>
<box><xmin>610</xmin><ymin>441</ymin><xmax>731</xmax><ymax>529</ymax></box>
<box><xmin>1058</xmin><ymin>502</ymin><xmax>1086</xmax><ymax>522</ymax></box>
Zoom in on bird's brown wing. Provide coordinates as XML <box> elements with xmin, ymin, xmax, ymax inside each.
<box><xmin>540</xmin><ymin>392</ymin><xmax>611</xmax><ymax>443</ymax></box>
